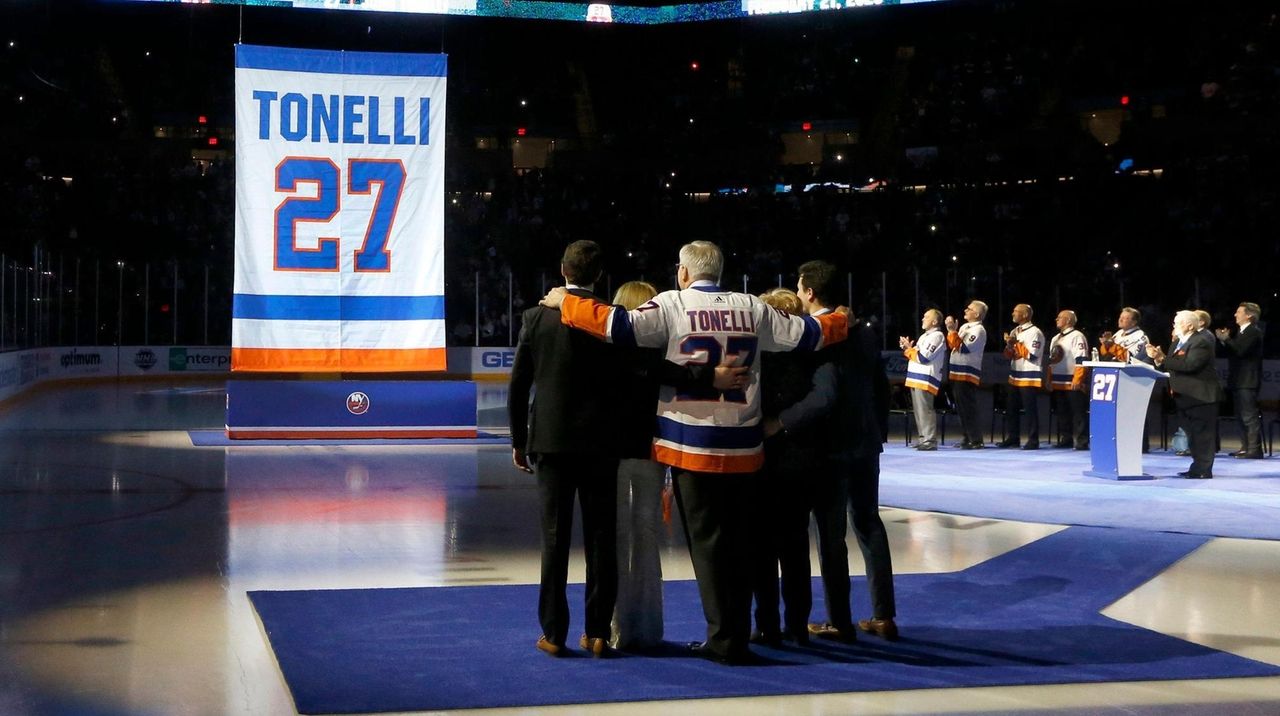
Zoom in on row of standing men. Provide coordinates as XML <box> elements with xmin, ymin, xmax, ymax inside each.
<box><xmin>900</xmin><ymin>302</ymin><xmax>1265</xmax><ymax>478</ymax></box>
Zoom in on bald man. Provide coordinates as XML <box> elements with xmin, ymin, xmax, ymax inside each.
<box><xmin>1048</xmin><ymin>310</ymin><xmax>1089</xmax><ymax>450</ymax></box>
<box><xmin>997</xmin><ymin>304</ymin><xmax>1046</xmax><ymax>449</ymax></box>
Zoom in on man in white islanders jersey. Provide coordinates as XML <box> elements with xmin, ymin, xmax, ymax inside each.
<box><xmin>540</xmin><ymin>240</ymin><xmax>847</xmax><ymax>665</ymax></box>
<box><xmin>1048</xmin><ymin>309</ymin><xmax>1090</xmax><ymax>450</ymax></box>
<box><xmin>945</xmin><ymin>300</ymin><xmax>988</xmax><ymax>448</ymax></box>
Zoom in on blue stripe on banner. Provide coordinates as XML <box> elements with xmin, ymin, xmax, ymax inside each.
<box><xmin>795</xmin><ymin>315</ymin><xmax>822</xmax><ymax>352</ymax></box>
<box><xmin>1011</xmin><ymin>370</ymin><xmax>1043</xmax><ymax>379</ymax></box>
<box><xmin>657</xmin><ymin>417</ymin><xmax>762</xmax><ymax>450</ymax></box>
<box><xmin>610</xmin><ymin>307</ymin><xmax>637</xmax><ymax>348</ymax></box>
<box><xmin>233</xmin><ymin>294</ymin><xmax>446</xmax><ymax>321</ymax></box>
<box><xmin>950</xmin><ymin>364</ymin><xmax>981</xmax><ymax>377</ymax></box>
<box><xmin>235</xmin><ymin>44</ymin><xmax>448</xmax><ymax>77</ymax></box>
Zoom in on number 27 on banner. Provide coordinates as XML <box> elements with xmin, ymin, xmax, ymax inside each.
<box><xmin>273</xmin><ymin>156</ymin><xmax>406</xmax><ymax>273</ymax></box>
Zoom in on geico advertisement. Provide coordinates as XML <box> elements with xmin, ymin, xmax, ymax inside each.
<box><xmin>447</xmin><ymin>347</ymin><xmax>516</xmax><ymax>374</ymax></box>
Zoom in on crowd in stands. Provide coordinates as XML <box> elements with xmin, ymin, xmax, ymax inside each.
<box><xmin>1</xmin><ymin>0</ymin><xmax>1277</xmax><ymax>351</ymax></box>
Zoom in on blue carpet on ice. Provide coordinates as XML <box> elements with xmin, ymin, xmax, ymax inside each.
<box><xmin>878</xmin><ymin>444</ymin><xmax>1280</xmax><ymax>540</ymax></box>
<box><xmin>187</xmin><ymin>429</ymin><xmax>509</xmax><ymax>446</ymax></box>
<box><xmin>248</xmin><ymin>526</ymin><xmax>1280</xmax><ymax>714</ymax></box>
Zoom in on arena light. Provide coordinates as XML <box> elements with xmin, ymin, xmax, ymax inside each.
<box><xmin>208</xmin><ymin>137</ymin><xmax>219</xmax><ymax>146</ymax></box>
<box><xmin>691</xmin><ymin>61</ymin><xmax>699</xmax><ymax>70</ymax></box>
<box><xmin>198</xmin><ymin>115</ymin><xmax>208</xmax><ymax>124</ymax></box>
<box><xmin>1120</xmin><ymin>95</ymin><xmax>1130</xmax><ymax>106</ymax></box>
<box><xmin>801</xmin><ymin>121</ymin><xmax>812</xmax><ymax>131</ymax></box>
<box><xmin>516</xmin><ymin>127</ymin><xmax>526</xmax><ymax>136</ymax></box>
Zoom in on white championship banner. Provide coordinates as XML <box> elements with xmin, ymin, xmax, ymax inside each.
<box><xmin>232</xmin><ymin>44</ymin><xmax>447</xmax><ymax>372</ymax></box>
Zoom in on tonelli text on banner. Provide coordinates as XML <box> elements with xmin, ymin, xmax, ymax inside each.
<box><xmin>232</xmin><ymin>45</ymin><xmax>447</xmax><ymax>372</ymax></box>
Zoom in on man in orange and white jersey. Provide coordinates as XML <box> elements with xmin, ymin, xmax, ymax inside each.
<box><xmin>944</xmin><ymin>300</ymin><xmax>988</xmax><ymax>449</ymax></box>
<box><xmin>997</xmin><ymin>303</ymin><xmax>1046</xmax><ymax>450</ymax></box>
<box><xmin>540</xmin><ymin>241</ymin><xmax>847</xmax><ymax>665</ymax></box>
<box><xmin>1098</xmin><ymin>306</ymin><xmax>1155</xmax><ymax>452</ymax></box>
<box><xmin>1048</xmin><ymin>310</ymin><xmax>1090</xmax><ymax>450</ymax></box>
<box><xmin>899</xmin><ymin>309</ymin><xmax>947</xmax><ymax>451</ymax></box>
<box><xmin>1098</xmin><ymin>307</ymin><xmax>1151</xmax><ymax>365</ymax></box>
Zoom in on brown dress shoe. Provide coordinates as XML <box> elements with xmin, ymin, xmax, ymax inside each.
<box><xmin>536</xmin><ymin>636</ymin><xmax>563</xmax><ymax>656</ymax></box>
<box><xmin>807</xmin><ymin>622</ymin><xmax>856</xmax><ymax>643</ymax></box>
<box><xmin>579</xmin><ymin>634</ymin><xmax>608</xmax><ymax>657</ymax></box>
<box><xmin>857</xmin><ymin>617</ymin><xmax>899</xmax><ymax>641</ymax></box>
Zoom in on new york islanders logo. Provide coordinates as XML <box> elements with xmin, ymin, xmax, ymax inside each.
<box><xmin>346</xmin><ymin>391</ymin><xmax>371</xmax><ymax>415</ymax></box>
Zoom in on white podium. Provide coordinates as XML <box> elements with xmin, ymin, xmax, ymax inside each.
<box><xmin>1082</xmin><ymin>361</ymin><xmax>1168</xmax><ymax>480</ymax></box>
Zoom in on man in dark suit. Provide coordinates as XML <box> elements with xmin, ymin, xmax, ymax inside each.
<box><xmin>788</xmin><ymin>261</ymin><xmax>898</xmax><ymax>643</ymax></box>
<box><xmin>508</xmin><ymin>240</ymin><xmax>620</xmax><ymax>658</ymax></box>
<box><xmin>1148</xmin><ymin>310</ymin><xmax>1225</xmax><ymax>478</ymax></box>
<box><xmin>1215</xmin><ymin>302</ymin><xmax>1264</xmax><ymax>459</ymax></box>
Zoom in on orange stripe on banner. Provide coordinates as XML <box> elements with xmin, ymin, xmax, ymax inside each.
<box><xmin>1009</xmin><ymin>377</ymin><xmax>1042</xmax><ymax>388</ymax></box>
<box><xmin>652</xmin><ymin>444</ymin><xmax>763</xmax><ymax>474</ymax></box>
<box><xmin>949</xmin><ymin>373</ymin><xmax>980</xmax><ymax>385</ymax></box>
<box><xmin>231</xmin><ymin>348</ymin><xmax>446</xmax><ymax>372</ymax></box>
<box><xmin>226</xmin><ymin>428</ymin><xmax>476</xmax><ymax>440</ymax></box>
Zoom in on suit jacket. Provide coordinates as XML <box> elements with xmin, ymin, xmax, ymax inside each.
<box><xmin>760</xmin><ymin>350</ymin><xmax>831</xmax><ymax>474</ymax></box>
<box><xmin>826</xmin><ymin>323</ymin><xmax>891</xmax><ymax>462</ymax></box>
<box><xmin>508</xmin><ymin>288</ymin><xmax>621</xmax><ymax>455</ymax></box>
<box><xmin>1221</xmin><ymin>323</ymin><xmax>1263</xmax><ymax>390</ymax></box>
<box><xmin>1161</xmin><ymin>330</ymin><xmax>1224</xmax><ymax>407</ymax></box>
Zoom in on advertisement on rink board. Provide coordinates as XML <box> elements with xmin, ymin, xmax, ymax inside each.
<box><xmin>2</xmin><ymin>346</ymin><xmax>1280</xmax><ymax>402</ymax></box>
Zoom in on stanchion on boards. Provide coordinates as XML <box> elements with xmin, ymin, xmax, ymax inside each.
<box><xmin>1082</xmin><ymin>360</ymin><xmax>1167</xmax><ymax>480</ymax></box>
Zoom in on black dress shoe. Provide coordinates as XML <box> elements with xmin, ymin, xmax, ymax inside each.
<box><xmin>687</xmin><ymin>641</ymin><xmax>756</xmax><ymax>665</ymax></box>
<box><xmin>1175</xmin><ymin>450</ymin><xmax>1191</xmax><ymax>457</ymax></box>
<box><xmin>1074</xmin><ymin>443</ymin><xmax>1090</xmax><ymax>450</ymax></box>
<box><xmin>1054</xmin><ymin>440</ymin><xmax>1073</xmax><ymax>449</ymax></box>
<box><xmin>995</xmin><ymin>438</ymin><xmax>1019</xmax><ymax>448</ymax></box>
<box><xmin>1177</xmin><ymin>471</ymin><xmax>1212</xmax><ymax>479</ymax></box>
<box><xmin>1234</xmin><ymin>451</ymin><xmax>1265</xmax><ymax>459</ymax></box>
<box><xmin>782</xmin><ymin>628</ymin><xmax>810</xmax><ymax>646</ymax></box>
<box><xmin>749</xmin><ymin>630</ymin><xmax>783</xmax><ymax>647</ymax></box>
<box><xmin>1021</xmin><ymin>441</ymin><xmax>1040</xmax><ymax>450</ymax></box>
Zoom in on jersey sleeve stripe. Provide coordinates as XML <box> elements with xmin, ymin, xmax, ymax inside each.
<box><xmin>609</xmin><ymin>306</ymin><xmax>637</xmax><ymax>348</ymax></box>
<box><xmin>559</xmin><ymin>294</ymin><xmax>614</xmax><ymax>341</ymax></box>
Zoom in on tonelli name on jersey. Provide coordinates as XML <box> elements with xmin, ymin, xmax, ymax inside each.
<box><xmin>558</xmin><ymin>283</ymin><xmax>846</xmax><ymax>474</ymax></box>
<box><xmin>232</xmin><ymin>45</ymin><xmax>448</xmax><ymax>372</ymax></box>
